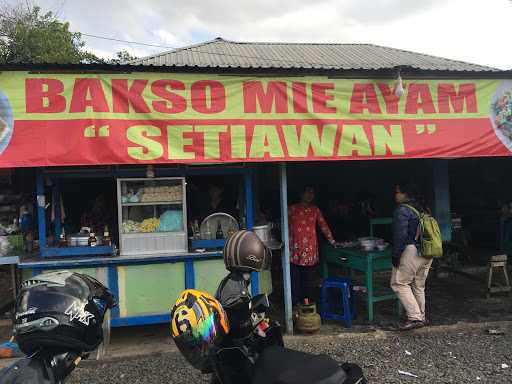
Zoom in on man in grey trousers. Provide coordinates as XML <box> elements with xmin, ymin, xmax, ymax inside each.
<box><xmin>391</xmin><ymin>183</ymin><xmax>433</xmax><ymax>331</ymax></box>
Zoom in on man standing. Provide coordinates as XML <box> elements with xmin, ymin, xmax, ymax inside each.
<box><xmin>289</xmin><ymin>186</ymin><xmax>336</xmax><ymax>305</ymax></box>
<box><xmin>391</xmin><ymin>183</ymin><xmax>433</xmax><ymax>330</ymax></box>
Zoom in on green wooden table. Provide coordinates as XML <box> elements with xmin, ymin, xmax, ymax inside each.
<box><xmin>321</xmin><ymin>245</ymin><xmax>399</xmax><ymax>321</ymax></box>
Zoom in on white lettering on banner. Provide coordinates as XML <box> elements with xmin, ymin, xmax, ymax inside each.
<box><xmin>65</xmin><ymin>302</ymin><xmax>95</xmax><ymax>325</ymax></box>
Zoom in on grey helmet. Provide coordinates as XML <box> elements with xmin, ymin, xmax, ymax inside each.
<box><xmin>223</xmin><ymin>230</ymin><xmax>271</xmax><ymax>272</ymax></box>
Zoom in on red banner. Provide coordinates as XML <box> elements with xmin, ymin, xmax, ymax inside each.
<box><xmin>0</xmin><ymin>73</ymin><xmax>510</xmax><ymax>168</ymax></box>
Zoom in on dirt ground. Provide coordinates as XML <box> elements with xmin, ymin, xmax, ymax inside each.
<box><xmin>269</xmin><ymin>261</ymin><xmax>512</xmax><ymax>331</ymax></box>
<box><xmin>67</xmin><ymin>323</ymin><xmax>512</xmax><ymax>384</ymax></box>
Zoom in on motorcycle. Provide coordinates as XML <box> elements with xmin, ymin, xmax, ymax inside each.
<box><xmin>211</xmin><ymin>271</ymin><xmax>367</xmax><ymax>384</ymax></box>
<box><xmin>0</xmin><ymin>350</ymin><xmax>83</xmax><ymax>384</ymax></box>
<box><xmin>0</xmin><ymin>271</ymin><xmax>115</xmax><ymax>384</ymax></box>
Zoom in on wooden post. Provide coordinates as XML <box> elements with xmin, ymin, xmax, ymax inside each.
<box><xmin>53</xmin><ymin>180</ymin><xmax>62</xmax><ymax>245</ymax></box>
<box><xmin>433</xmin><ymin>160</ymin><xmax>451</xmax><ymax>241</ymax></box>
<box><xmin>245</xmin><ymin>169</ymin><xmax>259</xmax><ymax>296</ymax></box>
<box><xmin>36</xmin><ymin>170</ymin><xmax>47</xmax><ymax>250</ymax></box>
<box><xmin>279</xmin><ymin>162</ymin><xmax>294</xmax><ymax>334</ymax></box>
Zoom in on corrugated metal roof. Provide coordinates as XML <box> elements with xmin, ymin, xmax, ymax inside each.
<box><xmin>132</xmin><ymin>37</ymin><xmax>498</xmax><ymax>72</ymax></box>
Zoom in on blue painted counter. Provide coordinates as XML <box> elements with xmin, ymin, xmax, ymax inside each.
<box><xmin>15</xmin><ymin>251</ymin><xmax>272</xmax><ymax>327</ymax></box>
<box><xmin>17</xmin><ymin>251</ymin><xmax>223</xmax><ymax>269</ymax></box>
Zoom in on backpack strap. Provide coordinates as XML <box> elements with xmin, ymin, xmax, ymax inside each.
<box><xmin>402</xmin><ymin>203</ymin><xmax>421</xmax><ymax>218</ymax></box>
<box><xmin>402</xmin><ymin>204</ymin><xmax>422</xmax><ymax>242</ymax></box>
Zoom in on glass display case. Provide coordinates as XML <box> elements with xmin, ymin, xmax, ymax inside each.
<box><xmin>117</xmin><ymin>177</ymin><xmax>187</xmax><ymax>256</ymax></box>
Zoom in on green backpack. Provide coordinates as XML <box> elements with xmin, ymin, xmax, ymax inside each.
<box><xmin>403</xmin><ymin>204</ymin><xmax>443</xmax><ymax>258</ymax></box>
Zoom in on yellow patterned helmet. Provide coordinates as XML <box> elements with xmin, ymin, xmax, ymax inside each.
<box><xmin>170</xmin><ymin>289</ymin><xmax>229</xmax><ymax>372</ymax></box>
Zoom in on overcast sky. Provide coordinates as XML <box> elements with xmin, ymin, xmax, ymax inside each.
<box><xmin>12</xmin><ymin>0</ymin><xmax>512</xmax><ymax>69</ymax></box>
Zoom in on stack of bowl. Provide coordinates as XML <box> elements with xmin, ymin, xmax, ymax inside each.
<box><xmin>359</xmin><ymin>237</ymin><xmax>377</xmax><ymax>251</ymax></box>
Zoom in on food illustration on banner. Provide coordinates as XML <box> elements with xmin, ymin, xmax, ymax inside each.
<box><xmin>0</xmin><ymin>90</ymin><xmax>13</xmax><ymax>156</ymax></box>
<box><xmin>490</xmin><ymin>80</ymin><xmax>512</xmax><ymax>151</ymax></box>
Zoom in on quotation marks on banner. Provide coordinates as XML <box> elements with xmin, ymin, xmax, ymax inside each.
<box><xmin>416</xmin><ymin>123</ymin><xmax>437</xmax><ymax>135</ymax></box>
<box><xmin>84</xmin><ymin>124</ymin><xmax>110</xmax><ymax>138</ymax></box>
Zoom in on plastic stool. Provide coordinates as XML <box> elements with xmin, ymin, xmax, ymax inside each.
<box><xmin>320</xmin><ymin>277</ymin><xmax>357</xmax><ymax>328</ymax></box>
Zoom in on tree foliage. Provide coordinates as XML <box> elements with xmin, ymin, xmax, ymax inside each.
<box><xmin>109</xmin><ymin>50</ymin><xmax>138</xmax><ymax>65</ymax></box>
<box><xmin>0</xmin><ymin>2</ymin><xmax>99</xmax><ymax>64</ymax></box>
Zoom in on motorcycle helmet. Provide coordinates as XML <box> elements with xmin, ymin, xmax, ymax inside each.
<box><xmin>223</xmin><ymin>230</ymin><xmax>271</xmax><ymax>273</ymax></box>
<box><xmin>170</xmin><ymin>289</ymin><xmax>229</xmax><ymax>373</ymax></box>
<box><xmin>14</xmin><ymin>270</ymin><xmax>115</xmax><ymax>355</ymax></box>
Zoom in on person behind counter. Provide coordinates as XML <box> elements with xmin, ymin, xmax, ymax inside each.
<box><xmin>80</xmin><ymin>195</ymin><xmax>113</xmax><ymax>236</ymax></box>
<box><xmin>196</xmin><ymin>184</ymin><xmax>236</xmax><ymax>222</ymax></box>
<box><xmin>288</xmin><ymin>186</ymin><xmax>336</xmax><ymax>306</ymax></box>
<box><xmin>327</xmin><ymin>198</ymin><xmax>358</xmax><ymax>241</ymax></box>
<box><xmin>19</xmin><ymin>201</ymin><xmax>34</xmax><ymax>252</ymax></box>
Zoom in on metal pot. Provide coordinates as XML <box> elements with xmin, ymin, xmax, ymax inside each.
<box><xmin>68</xmin><ymin>234</ymin><xmax>104</xmax><ymax>247</ymax></box>
<box><xmin>359</xmin><ymin>237</ymin><xmax>377</xmax><ymax>251</ymax></box>
<box><xmin>67</xmin><ymin>227</ymin><xmax>103</xmax><ymax>247</ymax></box>
<box><xmin>253</xmin><ymin>223</ymin><xmax>271</xmax><ymax>244</ymax></box>
<box><xmin>68</xmin><ymin>233</ymin><xmax>90</xmax><ymax>247</ymax></box>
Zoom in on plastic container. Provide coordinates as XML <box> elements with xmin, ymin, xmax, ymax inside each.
<box><xmin>253</xmin><ymin>223</ymin><xmax>271</xmax><ymax>243</ymax></box>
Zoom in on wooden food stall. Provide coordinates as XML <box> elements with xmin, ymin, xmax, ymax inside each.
<box><xmin>15</xmin><ymin>165</ymin><xmax>271</xmax><ymax>327</ymax></box>
<box><xmin>0</xmin><ymin>41</ymin><xmax>509</xmax><ymax>331</ymax></box>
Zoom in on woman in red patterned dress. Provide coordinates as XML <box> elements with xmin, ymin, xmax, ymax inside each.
<box><xmin>288</xmin><ymin>186</ymin><xmax>336</xmax><ymax>305</ymax></box>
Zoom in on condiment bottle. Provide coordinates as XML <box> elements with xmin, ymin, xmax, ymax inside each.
<box><xmin>103</xmin><ymin>225</ymin><xmax>111</xmax><ymax>246</ymax></box>
<box><xmin>88</xmin><ymin>232</ymin><xmax>98</xmax><ymax>247</ymax></box>
<box><xmin>58</xmin><ymin>228</ymin><xmax>67</xmax><ymax>247</ymax></box>
<box><xmin>193</xmin><ymin>220</ymin><xmax>200</xmax><ymax>239</ymax></box>
<box><xmin>216</xmin><ymin>222</ymin><xmax>224</xmax><ymax>239</ymax></box>
<box><xmin>204</xmin><ymin>222</ymin><xmax>212</xmax><ymax>240</ymax></box>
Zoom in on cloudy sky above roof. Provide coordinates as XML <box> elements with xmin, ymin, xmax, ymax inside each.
<box><xmin>16</xmin><ymin>0</ymin><xmax>512</xmax><ymax>69</ymax></box>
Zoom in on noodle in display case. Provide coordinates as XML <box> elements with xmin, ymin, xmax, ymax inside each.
<box><xmin>117</xmin><ymin>177</ymin><xmax>187</xmax><ymax>256</ymax></box>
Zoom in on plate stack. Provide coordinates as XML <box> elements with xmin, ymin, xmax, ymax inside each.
<box><xmin>358</xmin><ymin>237</ymin><xmax>389</xmax><ymax>251</ymax></box>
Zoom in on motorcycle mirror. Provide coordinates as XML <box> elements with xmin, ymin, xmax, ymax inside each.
<box><xmin>51</xmin><ymin>351</ymin><xmax>82</xmax><ymax>381</ymax></box>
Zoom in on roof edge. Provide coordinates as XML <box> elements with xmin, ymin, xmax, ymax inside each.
<box><xmin>0</xmin><ymin>62</ymin><xmax>510</xmax><ymax>78</ymax></box>
<box><xmin>364</xmin><ymin>42</ymin><xmax>500</xmax><ymax>71</ymax></box>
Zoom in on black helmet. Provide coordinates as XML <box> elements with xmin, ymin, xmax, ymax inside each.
<box><xmin>14</xmin><ymin>271</ymin><xmax>116</xmax><ymax>355</ymax></box>
<box><xmin>223</xmin><ymin>230</ymin><xmax>271</xmax><ymax>272</ymax></box>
